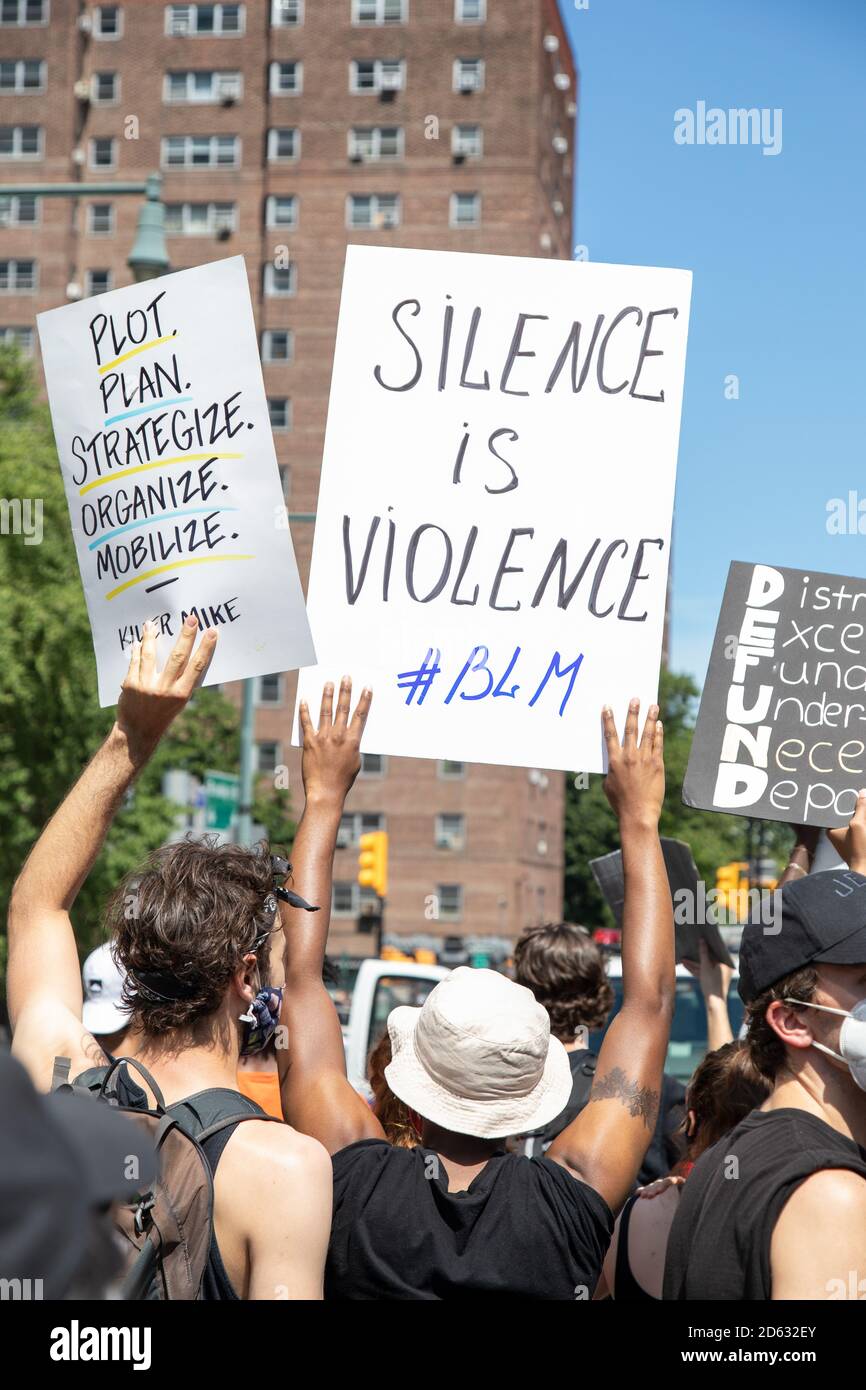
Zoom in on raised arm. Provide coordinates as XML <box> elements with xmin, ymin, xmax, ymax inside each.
<box><xmin>548</xmin><ymin>698</ymin><xmax>675</xmax><ymax>1213</ymax></box>
<box><xmin>776</xmin><ymin>822</ymin><xmax>821</xmax><ymax>888</ymax></box>
<box><xmin>277</xmin><ymin>677</ymin><xmax>385</xmax><ymax>1155</ymax></box>
<box><xmin>683</xmin><ymin>940</ymin><xmax>734</xmax><ymax>1051</ymax></box>
<box><xmin>8</xmin><ymin>618</ymin><xmax>216</xmax><ymax>1089</ymax></box>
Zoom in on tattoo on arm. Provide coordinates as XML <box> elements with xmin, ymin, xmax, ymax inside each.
<box><xmin>589</xmin><ymin>1067</ymin><xmax>660</xmax><ymax>1128</ymax></box>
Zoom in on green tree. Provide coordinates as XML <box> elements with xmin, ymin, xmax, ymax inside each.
<box><xmin>563</xmin><ymin>667</ymin><xmax>788</xmax><ymax>929</ymax></box>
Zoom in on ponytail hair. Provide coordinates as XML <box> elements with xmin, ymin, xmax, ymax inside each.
<box><xmin>685</xmin><ymin>1040</ymin><xmax>771</xmax><ymax>1159</ymax></box>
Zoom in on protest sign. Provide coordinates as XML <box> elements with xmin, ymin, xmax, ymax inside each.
<box><xmin>590</xmin><ymin>838</ymin><xmax>734</xmax><ymax>965</ymax></box>
<box><xmin>37</xmin><ymin>256</ymin><xmax>314</xmax><ymax>706</ymax></box>
<box><xmin>684</xmin><ymin>561</ymin><xmax>866</xmax><ymax>827</ymax></box>
<box><xmin>295</xmin><ymin>246</ymin><xmax>692</xmax><ymax>771</ymax></box>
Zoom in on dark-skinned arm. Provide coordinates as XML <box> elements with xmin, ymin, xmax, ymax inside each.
<box><xmin>277</xmin><ymin>677</ymin><xmax>385</xmax><ymax>1155</ymax></box>
<box><xmin>548</xmin><ymin>698</ymin><xmax>675</xmax><ymax>1214</ymax></box>
<box><xmin>776</xmin><ymin>822</ymin><xmax>821</xmax><ymax>888</ymax></box>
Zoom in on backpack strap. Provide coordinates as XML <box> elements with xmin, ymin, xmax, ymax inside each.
<box><xmin>51</xmin><ymin>1056</ymin><xmax>72</xmax><ymax>1092</ymax></box>
<box><xmin>196</xmin><ymin>1111</ymin><xmax>284</xmax><ymax>1143</ymax></box>
<box><xmin>99</xmin><ymin>1056</ymin><xmax>167</xmax><ymax>1112</ymax></box>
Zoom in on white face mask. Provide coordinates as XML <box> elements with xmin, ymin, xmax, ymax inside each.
<box><xmin>783</xmin><ymin>996</ymin><xmax>866</xmax><ymax>1091</ymax></box>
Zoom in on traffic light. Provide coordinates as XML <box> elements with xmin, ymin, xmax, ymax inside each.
<box><xmin>358</xmin><ymin>830</ymin><xmax>388</xmax><ymax>900</ymax></box>
<box><xmin>716</xmin><ymin>861</ymin><xmax>749</xmax><ymax>921</ymax></box>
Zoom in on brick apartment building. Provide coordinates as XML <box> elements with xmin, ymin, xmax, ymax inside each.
<box><xmin>0</xmin><ymin>0</ymin><xmax>578</xmax><ymax>955</ymax></box>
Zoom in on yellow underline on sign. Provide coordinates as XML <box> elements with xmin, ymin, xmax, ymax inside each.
<box><xmin>98</xmin><ymin>334</ymin><xmax>178</xmax><ymax>375</ymax></box>
<box><xmin>104</xmin><ymin>554</ymin><xmax>255</xmax><ymax>600</ymax></box>
<box><xmin>79</xmin><ymin>454</ymin><xmax>244</xmax><ymax>496</ymax></box>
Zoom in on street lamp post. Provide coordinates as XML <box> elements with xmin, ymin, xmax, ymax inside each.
<box><xmin>0</xmin><ymin>172</ymin><xmax>170</xmax><ymax>287</ymax></box>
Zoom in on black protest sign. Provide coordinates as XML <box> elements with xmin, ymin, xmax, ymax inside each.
<box><xmin>684</xmin><ymin>561</ymin><xmax>866</xmax><ymax>828</ymax></box>
<box><xmin>590</xmin><ymin>837</ymin><xmax>734</xmax><ymax>965</ymax></box>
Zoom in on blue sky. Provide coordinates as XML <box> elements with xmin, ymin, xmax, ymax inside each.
<box><xmin>559</xmin><ymin>0</ymin><xmax>866</xmax><ymax>684</ymax></box>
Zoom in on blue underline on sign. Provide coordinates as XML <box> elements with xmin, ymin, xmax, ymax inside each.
<box><xmin>103</xmin><ymin>396</ymin><xmax>193</xmax><ymax>427</ymax></box>
<box><xmin>87</xmin><ymin>507</ymin><xmax>239</xmax><ymax>549</ymax></box>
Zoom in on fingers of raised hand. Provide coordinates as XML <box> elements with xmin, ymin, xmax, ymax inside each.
<box><xmin>179</xmin><ymin>627</ymin><xmax>217</xmax><ymax>696</ymax></box>
<box><xmin>350</xmin><ymin>685</ymin><xmax>373</xmax><ymax>735</ymax></box>
<box><xmin>139</xmin><ymin>620</ymin><xmax>158</xmax><ymax>684</ymax></box>
<box><xmin>640</xmin><ymin>703</ymin><xmax>660</xmax><ymax>753</ymax></box>
<box><xmin>334</xmin><ymin>675</ymin><xmax>352</xmax><ymax>729</ymax></box>
<box><xmin>623</xmin><ymin>697</ymin><xmax>640</xmax><ymax>749</ymax></box>
<box><xmin>158</xmin><ymin>614</ymin><xmax>199</xmax><ymax>690</ymax></box>
<box><xmin>298</xmin><ymin>699</ymin><xmax>315</xmax><ymax>743</ymax></box>
<box><xmin>319</xmin><ymin>681</ymin><xmax>335</xmax><ymax>731</ymax></box>
<box><xmin>123</xmin><ymin>640</ymin><xmax>142</xmax><ymax>689</ymax></box>
<box><xmin>601</xmin><ymin>705</ymin><xmax>619</xmax><ymax>749</ymax></box>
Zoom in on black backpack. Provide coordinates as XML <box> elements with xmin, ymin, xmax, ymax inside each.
<box><xmin>52</xmin><ymin>1054</ymin><xmax>281</xmax><ymax>1299</ymax></box>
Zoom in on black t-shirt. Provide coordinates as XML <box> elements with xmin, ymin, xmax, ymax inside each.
<box><xmin>326</xmin><ymin>1138</ymin><xmax>613</xmax><ymax>1300</ymax></box>
<box><xmin>663</xmin><ymin>1108</ymin><xmax>866</xmax><ymax>1301</ymax></box>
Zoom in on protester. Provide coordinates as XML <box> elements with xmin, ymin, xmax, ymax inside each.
<box><xmin>367</xmin><ymin>1030</ymin><xmax>421</xmax><ymax>1149</ymax></box>
<box><xmin>681</xmin><ymin>939</ymin><xmax>734</xmax><ymax>1052</ymax></box>
<box><xmin>597</xmin><ymin>1040</ymin><xmax>769</xmax><ymax>1299</ymax></box>
<box><xmin>7</xmin><ymin>618</ymin><xmax>332</xmax><ymax>1300</ymax></box>
<box><xmin>0</xmin><ymin>1050</ymin><xmax>156</xmax><ymax>1300</ymax></box>
<box><xmin>663</xmin><ymin>808</ymin><xmax>866</xmax><ymax>1300</ymax></box>
<box><xmin>276</xmin><ymin>679</ymin><xmax>674</xmax><ymax>1300</ymax></box>
<box><xmin>81</xmin><ymin>940</ymin><xmax>132</xmax><ymax>1056</ymax></box>
<box><xmin>514</xmin><ymin>922</ymin><xmax>686</xmax><ymax>1181</ymax></box>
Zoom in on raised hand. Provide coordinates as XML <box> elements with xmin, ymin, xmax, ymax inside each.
<box><xmin>116</xmin><ymin>615</ymin><xmax>217</xmax><ymax>765</ymax></box>
<box><xmin>299</xmin><ymin>676</ymin><xmax>373</xmax><ymax>807</ymax></box>
<box><xmin>602</xmin><ymin>697</ymin><xmax>664</xmax><ymax>828</ymax></box>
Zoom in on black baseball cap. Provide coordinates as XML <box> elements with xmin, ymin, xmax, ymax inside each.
<box><xmin>738</xmin><ymin>871</ymin><xmax>866</xmax><ymax>1004</ymax></box>
<box><xmin>0</xmin><ymin>1052</ymin><xmax>156</xmax><ymax>1299</ymax></box>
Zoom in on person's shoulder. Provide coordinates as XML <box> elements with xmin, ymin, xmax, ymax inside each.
<box><xmin>228</xmin><ymin>1116</ymin><xmax>331</xmax><ymax>1182</ymax></box>
<box><xmin>782</xmin><ymin>1165</ymin><xmax>866</xmax><ymax>1220</ymax></box>
<box><xmin>332</xmin><ymin>1136</ymin><xmax>401</xmax><ymax>1172</ymax></box>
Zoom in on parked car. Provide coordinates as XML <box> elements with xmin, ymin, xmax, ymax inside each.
<box><xmin>593</xmin><ymin>957</ymin><xmax>743</xmax><ymax>1083</ymax></box>
<box><xmin>343</xmin><ymin>957</ymin><xmax>448</xmax><ymax>1093</ymax></box>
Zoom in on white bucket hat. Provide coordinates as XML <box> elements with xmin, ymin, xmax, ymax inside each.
<box><xmin>384</xmin><ymin>967</ymin><xmax>574</xmax><ymax>1139</ymax></box>
<box><xmin>82</xmin><ymin>942</ymin><xmax>131</xmax><ymax>1037</ymax></box>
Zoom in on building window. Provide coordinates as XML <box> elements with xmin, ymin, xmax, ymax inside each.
<box><xmin>0</xmin><ymin>192</ymin><xmax>38</xmax><ymax>225</ymax></box>
<box><xmin>0</xmin><ymin>58</ymin><xmax>45</xmax><ymax>91</ymax></box>
<box><xmin>89</xmin><ymin>135</ymin><xmax>117</xmax><ymax>168</ymax></box>
<box><xmin>0</xmin><ymin>325</ymin><xmax>33</xmax><ymax>353</ymax></box>
<box><xmin>0</xmin><ymin>258</ymin><xmax>36</xmax><ymax>290</ymax></box>
<box><xmin>164</xmin><ymin>201</ymin><xmax>236</xmax><ymax>234</ymax></box>
<box><xmin>347</xmin><ymin>192</ymin><xmax>400</xmax><ymax>229</ymax></box>
<box><xmin>271</xmin><ymin>0</ymin><xmax>302</xmax><ymax>24</ymax></box>
<box><xmin>267</xmin><ymin>127</ymin><xmax>299</xmax><ymax>162</ymax></box>
<box><xmin>264</xmin><ymin>262</ymin><xmax>297</xmax><ymax>296</ymax></box>
<box><xmin>0</xmin><ymin>124</ymin><xmax>41</xmax><ymax>158</ymax></box>
<box><xmin>353</xmin><ymin>0</ymin><xmax>405</xmax><ymax>22</ymax></box>
<box><xmin>87</xmin><ymin>202</ymin><xmax>114</xmax><ymax>234</ymax></box>
<box><xmin>268</xmin><ymin>396</ymin><xmax>290</xmax><ymax>431</ymax></box>
<box><xmin>269</xmin><ymin>60</ymin><xmax>302</xmax><ymax>94</ymax></box>
<box><xmin>255</xmin><ymin>740</ymin><xmax>280</xmax><ymax>774</ymax></box>
<box><xmin>438</xmin><ymin>759</ymin><xmax>465</xmax><ymax>779</ymax></box>
<box><xmin>261</xmin><ymin>328</ymin><xmax>293</xmax><ymax>361</ymax></box>
<box><xmin>94</xmin><ymin>5</ymin><xmax>122</xmax><ymax>37</ymax></box>
<box><xmin>455</xmin><ymin>0</ymin><xmax>485</xmax><ymax>20</ymax></box>
<box><xmin>86</xmin><ymin>268</ymin><xmax>112</xmax><ymax>296</ymax></box>
<box><xmin>450</xmin><ymin>191</ymin><xmax>480</xmax><ymax>227</ymax></box>
<box><xmin>452</xmin><ymin>123</ymin><xmax>482</xmax><ymax>157</ymax></box>
<box><xmin>265</xmin><ymin>194</ymin><xmax>297</xmax><ymax>228</ymax></box>
<box><xmin>0</xmin><ymin>1</ymin><xmax>49</xmax><ymax>23</ymax></box>
<box><xmin>437</xmin><ymin>884</ymin><xmax>463</xmax><ymax>921</ymax></box>
<box><xmin>350</xmin><ymin>58</ymin><xmax>404</xmax><ymax>94</ymax></box>
<box><xmin>256</xmin><ymin>672</ymin><xmax>283</xmax><ymax>704</ymax></box>
<box><xmin>91</xmin><ymin>71</ymin><xmax>119</xmax><ymax>103</ymax></box>
<box><xmin>348</xmin><ymin>125</ymin><xmax>403</xmax><ymax>160</ymax></box>
<box><xmin>453</xmin><ymin>57</ymin><xmax>484</xmax><ymax>92</ymax></box>
<box><xmin>161</xmin><ymin>134</ymin><xmax>239</xmax><ymax>168</ymax></box>
<box><xmin>336</xmin><ymin>811</ymin><xmax>385</xmax><ymax>849</ymax></box>
<box><xmin>332</xmin><ymin>882</ymin><xmax>379</xmax><ymax>917</ymax></box>
<box><xmin>435</xmin><ymin>813</ymin><xmax>465</xmax><ymax>851</ymax></box>
<box><xmin>164</xmin><ymin>70</ymin><xmax>242</xmax><ymax>103</ymax></box>
<box><xmin>165</xmin><ymin>4</ymin><xmax>245</xmax><ymax>35</ymax></box>
<box><xmin>360</xmin><ymin>752</ymin><xmax>386</xmax><ymax>777</ymax></box>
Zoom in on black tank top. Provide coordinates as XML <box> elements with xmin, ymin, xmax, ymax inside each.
<box><xmin>73</xmin><ymin>1064</ymin><xmax>267</xmax><ymax>1301</ymax></box>
<box><xmin>663</xmin><ymin>1108</ymin><xmax>866</xmax><ymax>1300</ymax></box>
<box><xmin>613</xmin><ymin>1193</ymin><xmax>656</xmax><ymax>1301</ymax></box>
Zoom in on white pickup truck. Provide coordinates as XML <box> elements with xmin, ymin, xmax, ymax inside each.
<box><xmin>342</xmin><ymin>958</ymin><xmax>448</xmax><ymax>1094</ymax></box>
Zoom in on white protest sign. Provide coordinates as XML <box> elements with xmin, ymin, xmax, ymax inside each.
<box><xmin>296</xmin><ymin>246</ymin><xmax>691</xmax><ymax>772</ymax></box>
<box><xmin>37</xmin><ymin>256</ymin><xmax>314</xmax><ymax>707</ymax></box>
